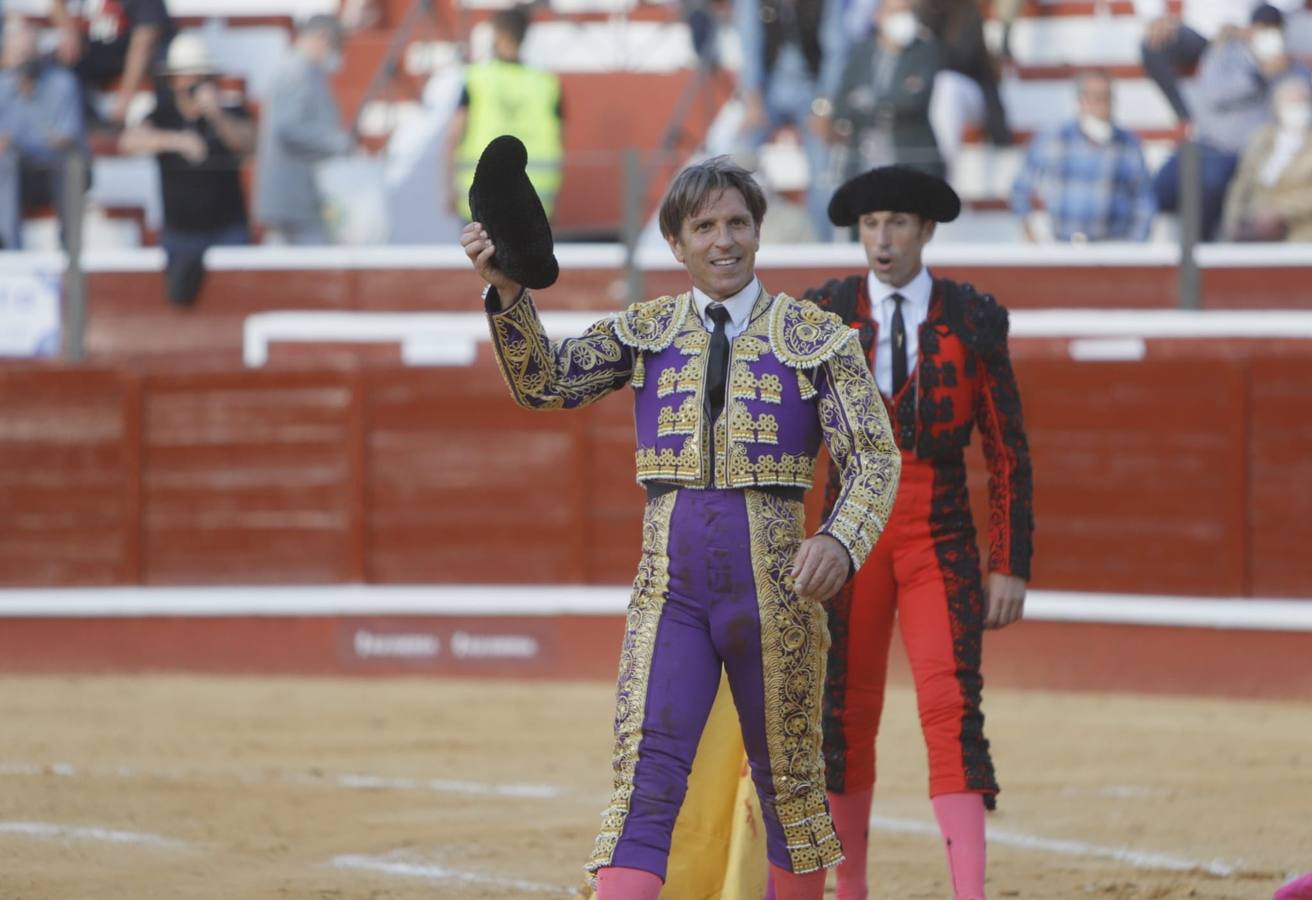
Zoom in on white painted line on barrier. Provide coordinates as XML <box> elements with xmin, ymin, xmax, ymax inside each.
<box><xmin>0</xmin><ymin>821</ymin><xmax>189</xmax><ymax>850</ymax></box>
<box><xmin>331</xmin><ymin>852</ymin><xmax>573</xmax><ymax>895</ymax></box>
<box><xmin>871</xmin><ymin>815</ymin><xmax>1244</xmax><ymax>878</ymax></box>
<box><xmin>242</xmin><ymin>307</ymin><xmax>1312</xmax><ymax>367</ymax></box>
<box><xmin>5</xmin><ymin>241</ymin><xmax>1306</xmax><ymax>276</ymax></box>
<box><xmin>0</xmin><ymin>585</ymin><xmax>1310</xmax><ymax>631</ymax></box>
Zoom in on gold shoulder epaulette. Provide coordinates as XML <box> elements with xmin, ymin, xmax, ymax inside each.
<box><xmin>612</xmin><ymin>293</ymin><xmax>691</xmax><ymax>353</ymax></box>
<box><xmin>767</xmin><ymin>293</ymin><xmax>855</xmax><ymax>369</ymax></box>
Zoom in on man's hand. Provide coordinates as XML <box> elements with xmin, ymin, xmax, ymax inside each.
<box><xmin>110</xmin><ymin>91</ymin><xmax>133</xmax><ymax>126</ymax></box>
<box><xmin>192</xmin><ymin>82</ymin><xmax>222</xmax><ymax>119</ymax></box>
<box><xmin>56</xmin><ymin>24</ymin><xmax>82</xmax><ymax>66</ymax></box>
<box><xmin>1144</xmin><ymin>15</ymin><xmax>1178</xmax><ymax>50</ymax></box>
<box><xmin>460</xmin><ymin>221</ymin><xmax>522</xmax><ymax>305</ymax></box>
<box><xmin>173</xmin><ymin>131</ymin><xmax>208</xmax><ymax>164</ymax></box>
<box><xmin>984</xmin><ymin>573</ymin><xmax>1026</xmax><ymax>629</ymax></box>
<box><xmin>791</xmin><ymin>534</ymin><xmax>850</xmax><ymax>603</ymax></box>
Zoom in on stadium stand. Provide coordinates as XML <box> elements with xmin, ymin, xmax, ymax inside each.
<box><xmin>10</xmin><ymin>0</ymin><xmax>1312</xmax><ymax>247</ymax></box>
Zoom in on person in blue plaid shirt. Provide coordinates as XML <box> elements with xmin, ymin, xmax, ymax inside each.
<box><xmin>1009</xmin><ymin>70</ymin><xmax>1156</xmax><ymax>242</ymax></box>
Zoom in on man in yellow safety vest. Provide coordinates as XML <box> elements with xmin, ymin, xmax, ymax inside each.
<box><xmin>445</xmin><ymin>6</ymin><xmax>563</xmax><ymax>221</ymax></box>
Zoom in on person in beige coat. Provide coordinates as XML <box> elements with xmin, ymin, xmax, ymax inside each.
<box><xmin>1223</xmin><ymin>75</ymin><xmax>1312</xmax><ymax>242</ymax></box>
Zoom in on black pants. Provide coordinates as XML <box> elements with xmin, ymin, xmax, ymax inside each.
<box><xmin>1141</xmin><ymin>24</ymin><xmax>1209</xmax><ymax>122</ymax></box>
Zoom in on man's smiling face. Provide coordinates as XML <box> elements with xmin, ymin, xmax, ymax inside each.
<box><xmin>668</xmin><ymin>187</ymin><xmax>761</xmax><ymax>301</ymax></box>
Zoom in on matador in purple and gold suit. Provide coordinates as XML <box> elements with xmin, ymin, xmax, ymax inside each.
<box><xmin>485</xmin><ymin>276</ymin><xmax>901</xmax><ymax>885</ymax></box>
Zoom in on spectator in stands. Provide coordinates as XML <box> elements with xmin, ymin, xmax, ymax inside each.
<box><xmin>444</xmin><ymin>6</ymin><xmax>562</xmax><ymax>222</ymax></box>
<box><xmin>829</xmin><ymin>0</ymin><xmax>944</xmax><ymax>182</ymax></box>
<box><xmin>1222</xmin><ymin>76</ymin><xmax>1312</xmax><ymax>242</ymax></box>
<box><xmin>1009</xmin><ymin>69</ymin><xmax>1156</xmax><ymax>242</ymax></box>
<box><xmin>0</xmin><ymin>15</ymin><xmax>89</xmax><ymax>251</ymax></box>
<box><xmin>254</xmin><ymin>15</ymin><xmax>353</xmax><ymax>246</ymax></box>
<box><xmin>917</xmin><ymin>0</ymin><xmax>1012</xmax><ymax>183</ymax></box>
<box><xmin>1137</xmin><ymin>0</ymin><xmax>1301</xmax><ymax>125</ymax></box>
<box><xmin>734</xmin><ymin>0</ymin><xmax>846</xmax><ymax>240</ymax></box>
<box><xmin>1153</xmin><ymin>4</ymin><xmax>1309</xmax><ymax>241</ymax></box>
<box><xmin>119</xmin><ymin>34</ymin><xmax>254</xmax><ymax>304</ymax></box>
<box><xmin>48</xmin><ymin>0</ymin><xmax>175</xmax><ymax>128</ymax></box>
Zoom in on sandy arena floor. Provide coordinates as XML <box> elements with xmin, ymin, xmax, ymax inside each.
<box><xmin>0</xmin><ymin>675</ymin><xmax>1307</xmax><ymax>899</ymax></box>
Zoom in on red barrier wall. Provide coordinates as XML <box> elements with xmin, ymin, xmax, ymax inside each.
<box><xmin>3</xmin><ymin>348</ymin><xmax>1311</xmax><ymax>596</ymax></box>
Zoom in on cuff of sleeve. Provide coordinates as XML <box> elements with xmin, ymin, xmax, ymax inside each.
<box><xmin>818</xmin><ymin>505</ymin><xmax>881</xmax><ymax>573</ymax></box>
<box><xmin>484</xmin><ymin>284</ymin><xmax>527</xmax><ymax>315</ymax></box>
<box><xmin>818</xmin><ymin>529</ymin><xmax>857</xmax><ymax>577</ymax></box>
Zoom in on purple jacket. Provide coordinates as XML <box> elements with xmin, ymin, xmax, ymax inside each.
<box><xmin>487</xmin><ymin>287</ymin><xmax>900</xmax><ymax>569</ymax></box>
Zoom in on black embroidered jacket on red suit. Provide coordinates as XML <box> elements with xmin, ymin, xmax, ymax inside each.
<box><xmin>805</xmin><ymin>273</ymin><xmax>1034</xmax><ymax>797</ymax></box>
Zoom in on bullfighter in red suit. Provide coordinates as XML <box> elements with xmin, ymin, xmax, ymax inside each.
<box><xmin>805</xmin><ymin>166</ymin><xmax>1035</xmax><ymax>900</ymax></box>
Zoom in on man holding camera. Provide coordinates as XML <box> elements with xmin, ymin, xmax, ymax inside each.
<box><xmin>119</xmin><ymin>33</ymin><xmax>254</xmax><ymax>304</ymax></box>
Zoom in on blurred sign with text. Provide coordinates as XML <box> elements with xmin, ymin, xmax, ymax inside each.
<box><xmin>0</xmin><ymin>271</ymin><xmax>61</xmax><ymax>357</ymax></box>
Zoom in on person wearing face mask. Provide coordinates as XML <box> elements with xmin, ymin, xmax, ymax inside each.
<box><xmin>0</xmin><ymin>15</ymin><xmax>89</xmax><ymax>251</ymax></box>
<box><xmin>1009</xmin><ymin>69</ymin><xmax>1155</xmax><ymax>242</ymax></box>
<box><xmin>733</xmin><ymin>0</ymin><xmax>847</xmax><ymax>241</ymax></box>
<box><xmin>253</xmin><ymin>14</ymin><xmax>354</xmax><ymax>246</ymax></box>
<box><xmin>444</xmin><ymin>6</ymin><xmax>562</xmax><ymax>223</ymax></box>
<box><xmin>119</xmin><ymin>34</ymin><xmax>255</xmax><ymax>304</ymax></box>
<box><xmin>1137</xmin><ymin>0</ymin><xmax>1303</xmax><ymax>125</ymax></box>
<box><xmin>827</xmin><ymin>0</ymin><xmax>945</xmax><ymax>182</ymax></box>
<box><xmin>1222</xmin><ymin>75</ymin><xmax>1312</xmax><ymax>242</ymax></box>
<box><xmin>1151</xmin><ymin>3</ymin><xmax>1310</xmax><ymax>242</ymax></box>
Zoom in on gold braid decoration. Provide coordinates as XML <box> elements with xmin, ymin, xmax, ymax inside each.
<box><xmin>488</xmin><ymin>291</ymin><xmax>632</xmax><ymax>410</ymax></box>
<box><xmin>746</xmin><ymin>490</ymin><xmax>844</xmax><ymax>875</ymax></box>
<box><xmin>816</xmin><ymin>336</ymin><xmax>900</xmax><ymax>569</ymax></box>
<box><xmin>586</xmin><ymin>491</ymin><xmax>677</xmax><ymax>876</ymax></box>
<box><xmin>613</xmin><ymin>294</ymin><xmax>691</xmax><ymax>352</ymax></box>
<box><xmin>767</xmin><ymin>294</ymin><xmax>855</xmax><ymax>370</ymax></box>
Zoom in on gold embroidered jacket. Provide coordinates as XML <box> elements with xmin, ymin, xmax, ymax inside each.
<box><xmin>486</xmin><ymin>287</ymin><xmax>900</xmax><ymax>567</ymax></box>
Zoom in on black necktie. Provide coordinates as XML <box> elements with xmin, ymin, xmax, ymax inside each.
<box><xmin>705</xmin><ymin>304</ymin><xmax>732</xmax><ymax>424</ymax></box>
<box><xmin>890</xmin><ymin>293</ymin><xmax>908</xmax><ymax>397</ymax></box>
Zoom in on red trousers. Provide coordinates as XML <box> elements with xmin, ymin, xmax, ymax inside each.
<box><xmin>822</xmin><ymin>451</ymin><xmax>998</xmax><ymax>800</ymax></box>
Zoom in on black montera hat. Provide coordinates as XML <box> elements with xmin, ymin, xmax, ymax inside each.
<box><xmin>468</xmin><ymin>134</ymin><xmax>559</xmax><ymax>290</ymax></box>
<box><xmin>827</xmin><ymin>165</ymin><xmax>962</xmax><ymax>226</ymax></box>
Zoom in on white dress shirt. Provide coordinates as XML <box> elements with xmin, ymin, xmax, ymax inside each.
<box><xmin>692</xmin><ymin>277</ymin><xmax>762</xmax><ymax>341</ymax></box>
<box><xmin>867</xmin><ymin>265</ymin><xmax>932</xmax><ymax>398</ymax></box>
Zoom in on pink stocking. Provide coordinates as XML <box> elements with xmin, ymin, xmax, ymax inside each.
<box><xmin>827</xmin><ymin>788</ymin><xmax>874</xmax><ymax>900</ymax></box>
<box><xmin>1276</xmin><ymin>872</ymin><xmax>1312</xmax><ymax>900</ymax></box>
<box><xmin>768</xmin><ymin>863</ymin><xmax>826</xmax><ymax>900</ymax></box>
<box><xmin>931</xmin><ymin>792</ymin><xmax>987</xmax><ymax>899</ymax></box>
<box><xmin>594</xmin><ymin>866</ymin><xmax>662</xmax><ymax>900</ymax></box>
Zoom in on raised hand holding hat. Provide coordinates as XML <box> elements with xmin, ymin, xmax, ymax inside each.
<box><xmin>468</xmin><ymin>134</ymin><xmax>560</xmax><ymax>290</ymax></box>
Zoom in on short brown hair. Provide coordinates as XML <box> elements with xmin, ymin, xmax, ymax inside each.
<box><xmin>658</xmin><ymin>156</ymin><xmax>768</xmax><ymax>240</ymax></box>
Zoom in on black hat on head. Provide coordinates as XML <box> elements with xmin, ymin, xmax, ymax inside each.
<box><xmin>827</xmin><ymin>165</ymin><xmax>961</xmax><ymax>227</ymax></box>
<box><xmin>1251</xmin><ymin>3</ymin><xmax>1283</xmax><ymax>27</ymax></box>
<box><xmin>468</xmin><ymin>134</ymin><xmax>559</xmax><ymax>290</ymax></box>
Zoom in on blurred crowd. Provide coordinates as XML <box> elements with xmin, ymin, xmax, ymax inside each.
<box><xmin>4</xmin><ymin>0</ymin><xmax>1312</xmax><ymax>288</ymax></box>
<box><xmin>714</xmin><ymin>0</ymin><xmax>1312</xmax><ymax>243</ymax></box>
<box><xmin>0</xmin><ymin>9</ymin><xmax>353</xmax><ymax>303</ymax></box>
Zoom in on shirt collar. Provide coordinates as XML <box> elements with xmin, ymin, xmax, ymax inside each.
<box><xmin>692</xmin><ymin>276</ymin><xmax>761</xmax><ymax>329</ymax></box>
<box><xmin>867</xmin><ymin>265</ymin><xmax>932</xmax><ymax>310</ymax></box>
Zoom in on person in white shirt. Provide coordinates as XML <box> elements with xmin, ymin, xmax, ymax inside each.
<box><xmin>1222</xmin><ymin>74</ymin><xmax>1312</xmax><ymax>241</ymax></box>
<box><xmin>1138</xmin><ymin>0</ymin><xmax>1303</xmax><ymax>123</ymax></box>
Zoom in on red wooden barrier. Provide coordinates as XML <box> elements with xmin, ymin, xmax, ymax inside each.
<box><xmin>2</xmin><ymin>351</ymin><xmax>1311</xmax><ymax>596</ymax></box>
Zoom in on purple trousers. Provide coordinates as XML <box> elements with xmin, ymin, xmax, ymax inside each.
<box><xmin>586</xmin><ymin>487</ymin><xmax>843</xmax><ymax>881</ymax></box>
